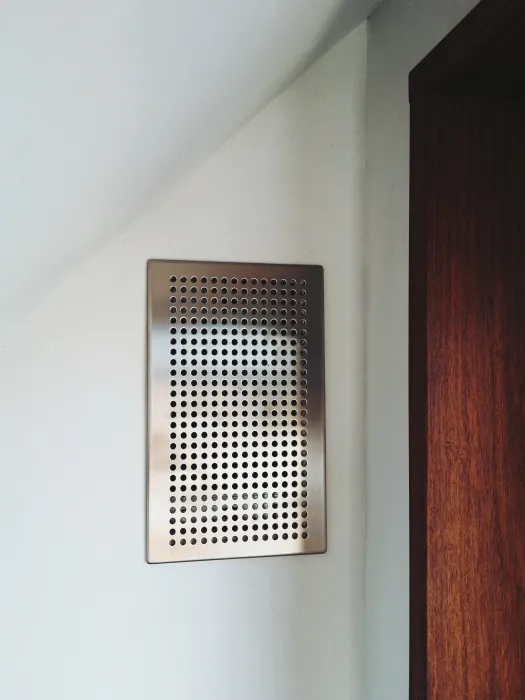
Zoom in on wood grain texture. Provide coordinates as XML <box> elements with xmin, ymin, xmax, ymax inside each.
<box><xmin>410</xmin><ymin>2</ymin><xmax>525</xmax><ymax>697</ymax></box>
<box><xmin>409</xmin><ymin>0</ymin><xmax>525</xmax><ymax>100</ymax></box>
<box><xmin>409</xmin><ymin>97</ymin><xmax>429</xmax><ymax>700</ymax></box>
<box><xmin>411</xmin><ymin>92</ymin><xmax>525</xmax><ymax>699</ymax></box>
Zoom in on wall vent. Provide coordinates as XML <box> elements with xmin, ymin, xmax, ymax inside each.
<box><xmin>147</xmin><ymin>260</ymin><xmax>326</xmax><ymax>563</ymax></box>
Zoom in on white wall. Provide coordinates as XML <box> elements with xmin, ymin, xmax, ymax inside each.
<box><xmin>0</xmin><ymin>27</ymin><xmax>366</xmax><ymax>700</ymax></box>
<box><xmin>365</xmin><ymin>1</ymin><xmax>480</xmax><ymax>699</ymax></box>
<box><xmin>2</xmin><ymin>0</ymin><xmax>373</xmax><ymax>336</ymax></box>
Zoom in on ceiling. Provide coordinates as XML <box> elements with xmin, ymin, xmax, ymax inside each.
<box><xmin>0</xmin><ymin>0</ymin><xmax>377</xmax><ymax>335</ymax></box>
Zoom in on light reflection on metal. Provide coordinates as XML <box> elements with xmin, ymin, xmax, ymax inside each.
<box><xmin>147</xmin><ymin>260</ymin><xmax>326</xmax><ymax>563</ymax></box>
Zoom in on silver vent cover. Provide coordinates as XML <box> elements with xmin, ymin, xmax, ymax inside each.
<box><xmin>147</xmin><ymin>260</ymin><xmax>326</xmax><ymax>563</ymax></box>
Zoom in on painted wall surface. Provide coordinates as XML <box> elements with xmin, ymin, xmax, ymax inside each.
<box><xmin>365</xmin><ymin>2</ymin><xmax>481</xmax><ymax>699</ymax></box>
<box><xmin>0</xmin><ymin>0</ymin><xmax>378</xmax><ymax>338</ymax></box>
<box><xmin>0</xmin><ymin>27</ymin><xmax>366</xmax><ymax>700</ymax></box>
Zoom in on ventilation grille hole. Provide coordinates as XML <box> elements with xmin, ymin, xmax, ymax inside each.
<box><xmin>166</xmin><ymin>275</ymin><xmax>310</xmax><ymax>548</ymax></box>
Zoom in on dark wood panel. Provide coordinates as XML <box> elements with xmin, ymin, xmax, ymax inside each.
<box><xmin>411</xmin><ymin>92</ymin><xmax>525</xmax><ymax>699</ymax></box>
<box><xmin>410</xmin><ymin>1</ymin><xmax>525</xmax><ymax>696</ymax></box>
<box><xmin>408</xmin><ymin>98</ymin><xmax>429</xmax><ymax>700</ymax></box>
<box><xmin>409</xmin><ymin>0</ymin><xmax>525</xmax><ymax>100</ymax></box>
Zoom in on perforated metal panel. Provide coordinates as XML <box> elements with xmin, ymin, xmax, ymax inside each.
<box><xmin>146</xmin><ymin>260</ymin><xmax>326</xmax><ymax>563</ymax></box>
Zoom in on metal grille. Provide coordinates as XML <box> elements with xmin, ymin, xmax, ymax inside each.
<box><xmin>147</xmin><ymin>260</ymin><xmax>326</xmax><ymax>563</ymax></box>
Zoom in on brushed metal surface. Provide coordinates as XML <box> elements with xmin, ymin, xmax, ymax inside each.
<box><xmin>147</xmin><ymin>260</ymin><xmax>326</xmax><ymax>563</ymax></box>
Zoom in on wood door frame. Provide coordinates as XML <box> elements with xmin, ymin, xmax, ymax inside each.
<box><xmin>409</xmin><ymin>1</ymin><xmax>525</xmax><ymax>697</ymax></box>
